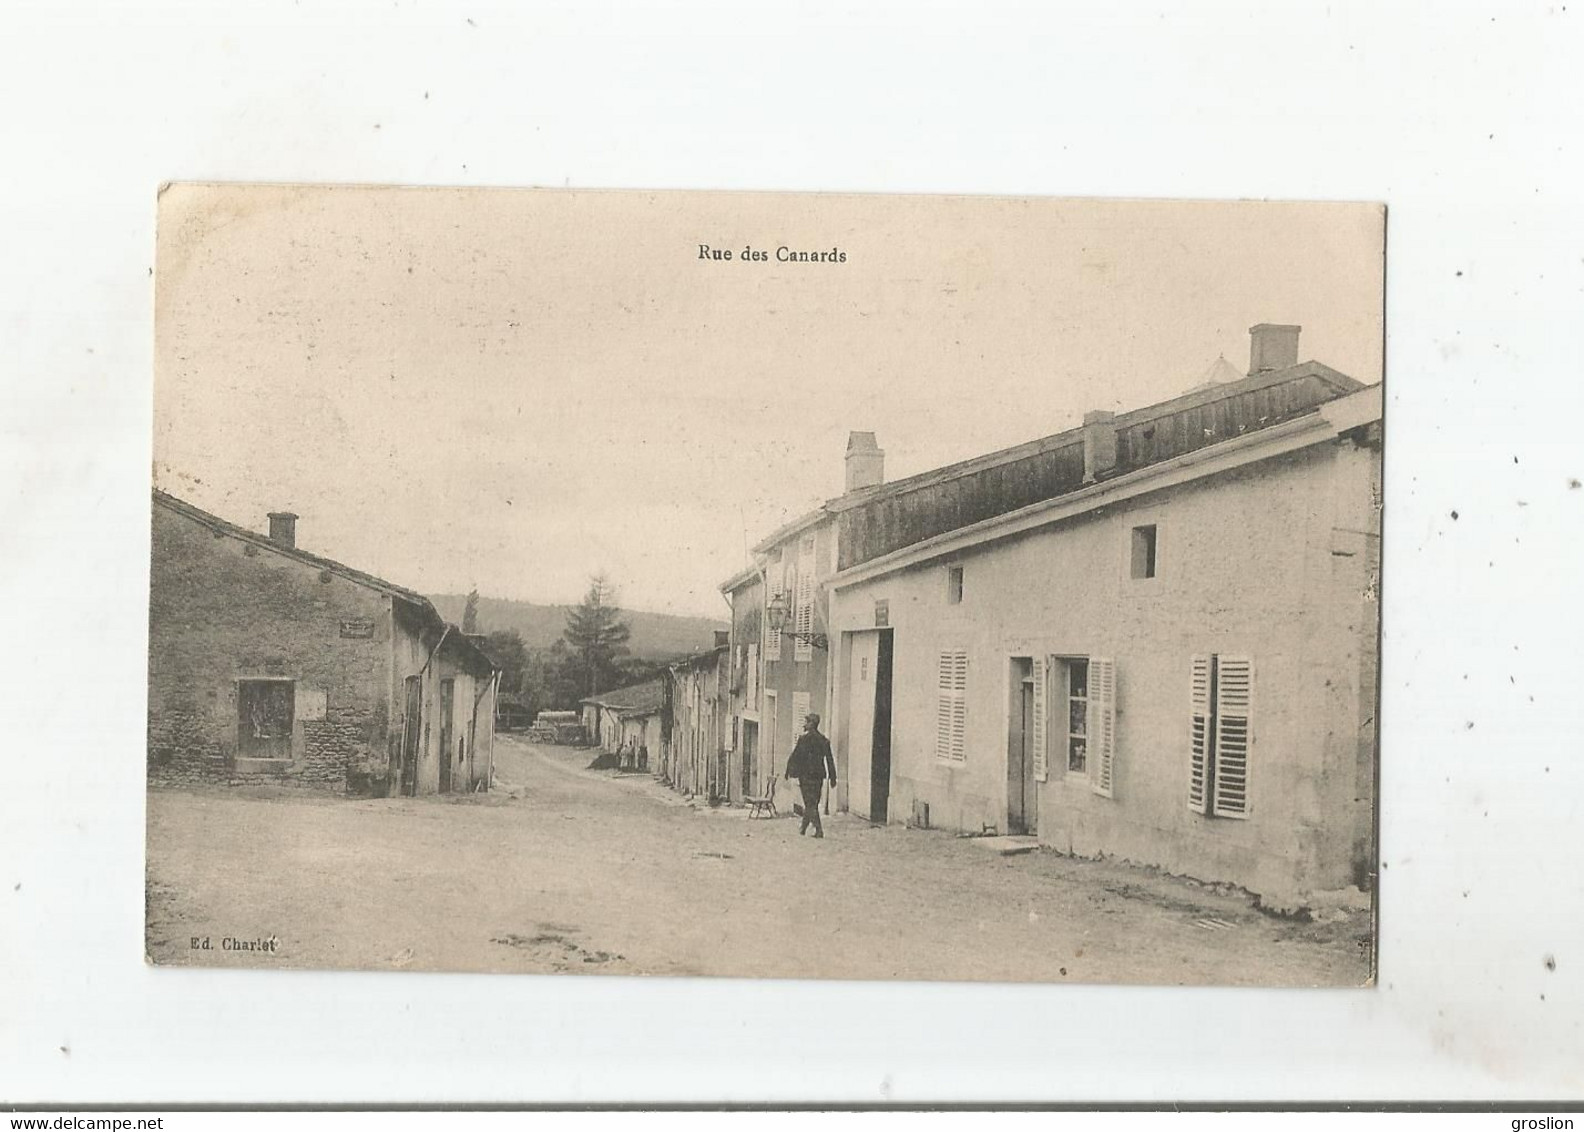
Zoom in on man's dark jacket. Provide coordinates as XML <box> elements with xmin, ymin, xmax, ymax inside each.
<box><xmin>786</xmin><ymin>729</ymin><xmax>836</xmax><ymax>782</ymax></box>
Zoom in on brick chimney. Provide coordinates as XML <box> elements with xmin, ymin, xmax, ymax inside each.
<box><xmin>1249</xmin><ymin>323</ymin><xmax>1302</xmax><ymax>376</ymax></box>
<box><xmin>267</xmin><ymin>511</ymin><xmax>299</xmax><ymax>550</ymax></box>
<box><xmin>1082</xmin><ymin>411</ymin><xmax>1118</xmax><ymax>483</ymax></box>
<box><xmin>845</xmin><ymin>431</ymin><xmax>885</xmax><ymax>493</ymax></box>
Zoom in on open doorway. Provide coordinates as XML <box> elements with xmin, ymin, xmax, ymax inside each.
<box><xmin>1007</xmin><ymin>657</ymin><xmax>1037</xmax><ymax>835</ymax></box>
<box><xmin>870</xmin><ymin>629</ymin><xmax>894</xmax><ymax>824</ymax></box>
<box><xmin>843</xmin><ymin>628</ymin><xmax>894</xmax><ymax>822</ymax></box>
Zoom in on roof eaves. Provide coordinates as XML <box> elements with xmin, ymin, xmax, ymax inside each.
<box><xmin>718</xmin><ymin>563</ymin><xmax>761</xmax><ymax>594</ymax></box>
<box><xmin>822</xmin><ymin>359</ymin><xmax>1364</xmax><ymax>516</ymax></box>
<box><xmin>829</xmin><ymin>390</ymin><xmax>1378</xmax><ymax>591</ymax></box>
<box><xmin>750</xmin><ymin>506</ymin><xmax>831</xmax><ymax>554</ymax></box>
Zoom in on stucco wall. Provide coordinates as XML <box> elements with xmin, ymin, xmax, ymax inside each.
<box><xmin>390</xmin><ymin>612</ymin><xmax>497</xmax><ymax>795</ymax></box>
<box><xmin>759</xmin><ymin>517</ymin><xmax>842</xmax><ymax>807</ymax></box>
<box><xmin>830</xmin><ymin>439</ymin><xmax>1380</xmax><ymax>903</ymax></box>
<box><xmin>147</xmin><ymin>502</ymin><xmax>393</xmax><ymax>791</ymax></box>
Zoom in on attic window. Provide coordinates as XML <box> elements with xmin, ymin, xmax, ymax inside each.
<box><xmin>947</xmin><ymin>565</ymin><xmax>964</xmax><ymax>604</ymax></box>
<box><xmin>1130</xmin><ymin>525</ymin><xmax>1157</xmax><ymax>580</ymax></box>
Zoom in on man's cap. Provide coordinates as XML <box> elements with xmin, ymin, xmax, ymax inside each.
<box><xmin>804</xmin><ymin>712</ymin><xmax>821</xmax><ymax>725</ymax></box>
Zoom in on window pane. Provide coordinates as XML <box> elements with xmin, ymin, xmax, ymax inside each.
<box><xmin>1069</xmin><ymin>698</ymin><xmax>1087</xmax><ymax>737</ymax></box>
<box><xmin>1068</xmin><ymin>737</ymin><xmax>1087</xmax><ymax>772</ymax></box>
<box><xmin>1069</xmin><ymin>658</ymin><xmax>1088</xmax><ymax>698</ymax></box>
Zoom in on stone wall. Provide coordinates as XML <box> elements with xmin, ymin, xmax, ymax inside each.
<box><xmin>147</xmin><ymin>500</ymin><xmax>396</xmax><ymax>792</ymax></box>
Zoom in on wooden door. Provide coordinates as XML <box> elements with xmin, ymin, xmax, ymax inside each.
<box><xmin>438</xmin><ymin>679</ymin><xmax>454</xmax><ymax>794</ymax></box>
<box><xmin>845</xmin><ymin>632</ymin><xmax>880</xmax><ymax>819</ymax></box>
<box><xmin>400</xmin><ymin>675</ymin><xmax>422</xmax><ymax>796</ymax></box>
<box><xmin>1008</xmin><ymin>665</ymin><xmax>1036</xmax><ymax>835</ymax></box>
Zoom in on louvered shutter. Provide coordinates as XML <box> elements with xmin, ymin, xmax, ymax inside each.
<box><xmin>792</xmin><ymin>691</ymin><xmax>810</xmax><ymax>731</ymax></box>
<box><xmin>1090</xmin><ymin>657</ymin><xmax>1116</xmax><ymax>798</ymax></box>
<box><xmin>936</xmin><ymin>649</ymin><xmax>968</xmax><ymax>763</ymax></box>
<box><xmin>950</xmin><ymin>652</ymin><xmax>968</xmax><ymax>762</ymax></box>
<box><xmin>935</xmin><ymin>652</ymin><xmax>954</xmax><ymax>762</ymax></box>
<box><xmin>1188</xmin><ymin>654</ymin><xmax>1212</xmax><ymax>814</ymax></box>
<box><xmin>1211</xmin><ymin>655</ymin><xmax>1252</xmax><ymax>819</ymax></box>
<box><xmin>794</xmin><ymin>540</ymin><xmax>815</xmax><ymax>662</ymax></box>
<box><xmin>765</xmin><ymin>563</ymin><xmax>783</xmax><ymax>662</ymax></box>
<box><xmin>1031</xmin><ymin>656</ymin><xmax>1048</xmax><ymax>782</ymax></box>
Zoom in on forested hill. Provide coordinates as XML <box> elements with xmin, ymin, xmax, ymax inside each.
<box><xmin>429</xmin><ymin>594</ymin><xmax>728</xmax><ymax>659</ymax></box>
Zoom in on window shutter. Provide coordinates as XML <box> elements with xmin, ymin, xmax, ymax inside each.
<box><xmin>1090</xmin><ymin>657</ymin><xmax>1116</xmax><ymax>798</ymax></box>
<box><xmin>765</xmin><ymin>564</ymin><xmax>783</xmax><ymax>661</ymax></box>
<box><xmin>1031</xmin><ymin>656</ymin><xmax>1048</xmax><ymax>782</ymax></box>
<box><xmin>1211</xmin><ymin>655</ymin><xmax>1252</xmax><ymax>819</ymax></box>
<box><xmin>936</xmin><ymin>649</ymin><xmax>968</xmax><ymax>763</ymax></box>
<box><xmin>794</xmin><ymin>541</ymin><xmax>815</xmax><ymax>662</ymax></box>
<box><xmin>1188</xmin><ymin>654</ymin><xmax>1212</xmax><ymax>814</ymax></box>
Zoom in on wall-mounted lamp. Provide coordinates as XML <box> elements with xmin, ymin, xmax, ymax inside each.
<box><xmin>765</xmin><ymin>592</ymin><xmax>828</xmax><ymax>651</ymax></box>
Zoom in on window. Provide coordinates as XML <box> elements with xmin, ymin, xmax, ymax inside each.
<box><xmin>1188</xmin><ymin>654</ymin><xmax>1254</xmax><ymax>818</ymax></box>
<box><xmin>935</xmin><ymin>649</ymin><xmax>968</xmax><ymax>762</ymax></box>
<box><xmin>1066</xmin><ymin>659</ymin><xmax>1089</xmax><ymax>772</ymax></box>
<box><xmin>1034</xmin><ymin>657</ymin><xmax>1117</xmax><ymax>796</ymax></box>
<box><xmin>794</xmin><ymin>538</ymin><xmax>816</xmax><ymax>662</ymax></box>
<box><xmin>237</xmin><ymin>678</ymin><xmax>294</xmax><ymax>760</ymax></box>
<box><xmin>765</xmin><ymin>562</ymin><xmax>784</xmax><ymax>662</ymax></box>
<box><xmin>947</xmin><ymin>565</ymin><xmax>964</xmax><ymax>604</ymax></box>
<box><xmin>1131</xmin><ymin>524</ymin><xmax>1158</xmax><ymax>579</ymax></box>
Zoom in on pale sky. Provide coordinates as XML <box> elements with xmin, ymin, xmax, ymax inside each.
<box><xmin>154</xmin><ymin>186</ymin><xmax>1383</xmax><ymax>618</ymax></box>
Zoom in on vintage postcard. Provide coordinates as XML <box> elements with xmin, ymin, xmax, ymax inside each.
<box><xmin>147</xmin><ymin>185</ymin><xmax>1383</xmax><ymax>985</ymax></box>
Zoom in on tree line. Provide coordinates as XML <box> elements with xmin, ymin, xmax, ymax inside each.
<box><xmin>461</xmin><ymin>573</ymin><xmax>669</xmax><ymax>718</ymax></box>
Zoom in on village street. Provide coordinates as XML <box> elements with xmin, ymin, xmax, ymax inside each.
<box><xmin>145</xmin><ymin>735</ymin><xmax>1372</xmax><ymax>985</ymax></box>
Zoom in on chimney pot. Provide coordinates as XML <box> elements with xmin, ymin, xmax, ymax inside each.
<box><xmin>844</xmin><ymin>430</ymin><xmax>885</xmax><ymax>493</ymax></box>
<box><xmin>267</xmin><ymin>511</ymin><xmax>299</xmax><ymax>550</ymax></box>
<box><xmin>1248</xmin><ymin>323</ymin><xmax>1302</xmax><ymax>376</ymax></box>
<box><xmin>1082</xmin><ymin>411</ymin><xmax>1118</xmax><ymax>483</ymax></box>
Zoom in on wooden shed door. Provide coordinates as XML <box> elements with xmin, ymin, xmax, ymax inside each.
<box><xmin>400</xmin><ymin>676</ymin><xmax>422</xmax><ymax>797</ymax></box>
<box><xmin>438</xmin><ymin>679</ymin><xmax>455</xmax><ymax>794</ymax></box>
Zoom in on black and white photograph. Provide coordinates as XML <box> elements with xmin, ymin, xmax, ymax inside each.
<box><xmin>146</xmin><ymin>184</ymin><xmax>1383</xmax><ymax>986</ymax></box>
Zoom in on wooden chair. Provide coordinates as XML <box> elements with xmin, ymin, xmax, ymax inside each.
<box><xmin>746</xmin><ymin>775</ymin><xmax>778</xmax><ymax>819</ymax></box>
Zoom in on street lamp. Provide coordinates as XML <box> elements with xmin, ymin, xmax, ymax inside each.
<box><xmin>765</xmin><ymin>592</ymin><xmax>828</xmax><ymax>651</ymax></box>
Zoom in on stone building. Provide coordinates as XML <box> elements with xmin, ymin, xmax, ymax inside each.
<box><xmin>147</xmin><ymin>490</ymin><xmax>499</xmax><ymax>796</ymax></box>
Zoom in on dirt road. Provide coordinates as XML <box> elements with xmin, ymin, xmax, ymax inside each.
<box><xmin>145</xmin><ymin>735</ymin><xmax>1371</xmax><ymax>984</ymax></box>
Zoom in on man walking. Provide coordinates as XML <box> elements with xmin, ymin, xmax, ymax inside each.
<box><xmin>786</xmin><ymin>712</ymin><xmax>837</xmax><ymax>838</ymax></box>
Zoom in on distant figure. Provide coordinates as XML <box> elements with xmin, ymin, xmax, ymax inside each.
<box><xmin>637</xmin><ymin>742</ymin><xmax>649</xmax><ymax>772</ymax></box>
<box><xmin>621</xmin><ymin>738</ymin><xmax>635</xmax><ymax>771</ymax></box>
<box><xmin>786</xmin><ymin>712</ymin><xmax>837</xmax><ymax>838</ymax></box>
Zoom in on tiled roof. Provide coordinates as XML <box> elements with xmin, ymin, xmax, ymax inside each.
<box><xmin>152</xmin><ymin>489</ymin><xmax>496</xmax><ymax>673</ymax></box>
<box><xmin>581</xmin><ymin>678</ymin><xmax>665</xmax><ymax>715</ymax></box>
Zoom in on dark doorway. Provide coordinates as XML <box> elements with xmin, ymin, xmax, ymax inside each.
<box><xmin>741</xmin><ymin>720</ymin><xmax>756</xmax><ymax>797</ymax></box>
<box><xmin>238</xmin><ymin>679</ymin><xmax>294</xmax><ymax>760</ymax></box>
<box><xmin>1008</xmin><ymin>658</ymin><xmax>1037</xmax><ymax>835</ymax></box>
<box><xmin>870</xmin><ymin>629</ymin><xmax>895</xmax><ymax>824</ymax></box>
<box><xmin>400</xmin><ymin>675</ymin><xmax>422</xmax><ymax>796</ymax></box>
<box><xmin>438</xmin><ymin>679</ymin><xmax>455</xmax><ymax>794</ymax></box>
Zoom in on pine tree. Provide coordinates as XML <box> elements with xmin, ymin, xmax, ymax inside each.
<box><xmin>562</xmin><ymin>573</ymin><xmax>633</xmax><ymax>697</ymax></box>
<box><xmin>461</xmin><ymin>587</ymin><xmax>480</xmax><ymax>634</ymax></box>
